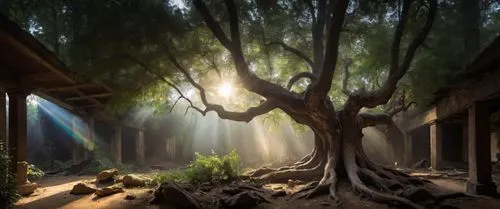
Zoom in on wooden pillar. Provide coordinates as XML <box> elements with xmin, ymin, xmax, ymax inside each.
<box><xmin>8</xmin><ymin>91</ymin><xmax>29</xmax><ymax>185</ymax></box>
<box><xmin>430</xmin><ymin>121</ymin><xmax>443</xmax><ymax>170</ymax></box>
<box><xmin>0</xmin><ymin>83</ymin><xmax>6</xmax><ymax>151</ymax></box>
<box><xmin>136</xmin><ymin>130</ymin><xmax>145</xmax><ymax>165</ymax></box>
<box><xmin>112</xmin><ymin>125</ymin><xmax>122</xmax><ymax>164</ymax></box>
<box><xmin>71</xmin><ymin>117</ymin><xmax>84</xmax><ymax>164</ymax></box>
<box><xmin>466</xmin><ymin>101</ymin><xmax>496</xmax><ymax>195</ymax></box>
<box><xmin>404</xmin><ymin>132</ymin><xmax>413</xmax><ymax>166</ymax></box>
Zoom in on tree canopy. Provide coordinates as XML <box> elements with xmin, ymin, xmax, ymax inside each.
<box><xmin>2</xmin><ymin>0</ymin><xmax>499</xmax><ymax>116</ymax></box>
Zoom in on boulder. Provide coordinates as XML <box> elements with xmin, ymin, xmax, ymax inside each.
<box><xmin>150</xmin><ymin>182</ymin><xmax>201</xmax><ymax>209</ymax></box>
<box><xmin>222</xmin><ymin>191</ymin><xmax>264</xmax><ymax>208</ymax></box>
<box><xmin>125</xmin><ymin>194</ymin><xmax>136</xmax><ymax>200</ymax></box>
<box><xmin>271</xmin><ymin>190</ymin><xmax>287</xmax><ymax>198</ymax></box>
<box><xmin>70</xmin><ymin>182</ymin><xmax>97</xmax><ymax>195</ymax></box>
<box><xmin>122</xmin><ymin>174</ymin><xmax>148</xmax><ymax>187</ymax></box>
<box><xmin>95</xmin><ymin>186</ymin><xmax>124</xmax><ymax>197</ymax></box>
<box><xmin>96</xmin><ymin>168</ymin><xmax>119</xmax><ymax>183</ymax></box>
<box><xmin>17</xmin><ymin>183</ymin><xmax>38</xmax><ymax>196</ymax></box>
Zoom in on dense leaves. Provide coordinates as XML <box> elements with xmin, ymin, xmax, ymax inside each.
<box><xmin>152</xmin><ymin>150</ymin><xmax>241</xmax><ymax>185</ymax></box>
<box><xmin>1</xmin><ymin>1</ymin><xmax>499</xmax><ymax>114</ymax></box>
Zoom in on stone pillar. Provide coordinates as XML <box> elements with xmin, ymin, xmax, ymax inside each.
<box><xmin>8</xmin><ymin>91</ymin><xmax>28</xmax><ymax>184</ymax></box>
<box><xmin>0</xmin><ymin>83</ymin><xmax>6</xmax><ymax>151</ymax></box>
<box><xmin>404</xmin><ymin>132</ymin><xmax>413</xmax><ymax>166</ymax></box>
<box><xmin>466</xmin><ymin>101</ymin><xmax>496</xmax><ymax>195</ymax></box>
<box><xmin>136</xmin><ymin>130</ymin><xmax>145</xmax><ymax>165</ymax></box>
<box><xmin>430</xmin><ymin>121</ymin><xmax>443</xmax><ymax>170</ymax></box>
<box><xmin>462</xmin><ymin>121</ymin><xmax>469</xmax><ymax>163</ymax></box>
<box><xmin>71</xmin><ymin>117</ymin><xmax>84</xmax><ymax>164</ymax></box>
<box><xmin>112</xmin><ymin>125</ymin><xmax>122</xmax><ymax>164</ymax></box>
<box><xmin>8</xmin><ymin>91</ymin><xmax>37</xmax><ymax>195</ymax></box>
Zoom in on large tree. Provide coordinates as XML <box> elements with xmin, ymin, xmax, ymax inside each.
<box><xmin>159</xmin><ymin>0</ymin><xmax>438</xmax><ymax>208</ymax></box>
<box><xmin>7</xmin><ymin>0</ymin><xmax>495</xmax><ymax>207</ymax></box>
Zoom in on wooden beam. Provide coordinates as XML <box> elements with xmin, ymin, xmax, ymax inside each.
<box><xmin>65</xmin><ymin>93</ymin><xmax>111</xmax><ymax>102</ymax></box>
<box><xmin>0</xmin><ymin>30</ymin><xmax>76</xmax><ymax>84</ymax></box>
<box><xmin>33</xmin><ymin>91</ymin><xmax>74</xmax><ymax>110</ymax></box>
<box><xmin>46</xmin><ymin>84</ymin><xmax>99</xmax><ymax>92</ymax></box>
<box><xmin>20</xmin><ymin>72</ymin><xmax>58</xmax><ymax>83</ymax></box>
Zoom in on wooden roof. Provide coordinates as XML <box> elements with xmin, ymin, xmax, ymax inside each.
<box><xmin>0</xmin><ymin>15</ymin><xmax>112</xmax><ymax>112</ymax></box>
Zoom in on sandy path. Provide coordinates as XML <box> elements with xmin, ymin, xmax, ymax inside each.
<box><xmin>15</xmin><ymin>175</ymin><xmax>155</xmax><ymax>209</ymax></box>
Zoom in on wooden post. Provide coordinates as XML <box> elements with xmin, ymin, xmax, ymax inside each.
<box><xmin>8</xmin><ymin>91</ymin><xmax>29</xmax><ymax>184</ymax></box>
<box><xmin>430</xmin><ymin>121</ymin><xmax>443</xmax><ymax>171</ymax></box>
<box><xmin>0</xmin><ymin>83</ymin><xmax>6</xmax><ymax>152</ymax></box>
<box><xmin>466</xmin><ymin>101</ymin><xmax>496</xmax><ymax>195</ymax></box>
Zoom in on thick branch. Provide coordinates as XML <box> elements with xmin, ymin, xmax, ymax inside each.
<box><xmin>192</xmin><ymin>0</ymin><xmax>232</xmax><ymax>49</ymax></box>
<box><xmin>163</xmin><ymin>46</ymin><xmax>277</xmax><ymax>122</ymax></box>
<box><xmin>354</xmin><ymin>0</ymin><xmax>437</xmax><ymax>109</ymax></box>
<box><xmin>359</xmin><ymin>101</ymin><xmax>415</xmax><ymax>128</ymax></box>
<box><xmin>358</xmin><ymin>113</ymin><xmax>393</xmax><ymax>128</ymax></box>
<box><xmin>286</xmin><ymin>72</ymin><xmax>316</xmax><ymax>90</ymax></box>
<box><xmin>308</xmin><ymin>0</ymin><xmax>349</xmax><ymax>104</ymax></box>
<box><xmin>267</xmin><ymin>42</ymin><xmax>314</xmax><ymax>69</ymax></box>
<box><xmin>312</xmin><ymin>0</ymin><xmax>327</xmax><ymax>72</ymax></box>
<box><xmin>193</xmin><ymin>0</ymin><xmax>303</xmax><ymax>108</ymax></box>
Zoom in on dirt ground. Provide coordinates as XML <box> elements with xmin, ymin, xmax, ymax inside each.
<box><xmin>15</xmin><ymin>174</ymin><xmax>500</xmax><ymax>209</ymax></box>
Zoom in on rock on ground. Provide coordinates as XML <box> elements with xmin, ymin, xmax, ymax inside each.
<box><xmin>95</xmin><ymin>186</ymin><xmax>124</xmax><ymax>197</ymax></box>
<box><xmin>222</xmin><ymin>191</ymin><xmax>266</xmax><ymax>208</ymax></box>
<box><xmin>17</xmin><ymin>183</ymin><xmax>38</xmax><ymax>196</ymax></box>
<box><xmin>125</xmin><ymin>194</ymin><xmax>136</xmax><ymax>200</ymax></box>
<box><xmin>70</xmin><ymin>182</ymin><xmax>97</xmax><ymax>195</ymax></box>
<box><xmin>96</xmin><ymin>168</ymin><xmax>119</xmax><ymax>183</ymax></box>
<box><xmin>150</xmin><ymin>182</ymin><xmax>201</xmax><ymax>209</ymax></box>
<box><xmin>122</xmin><ymin>174</ymin><xmax>148</xmax><ymax>187</ymax></box>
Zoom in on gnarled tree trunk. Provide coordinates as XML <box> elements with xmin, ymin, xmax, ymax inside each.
<box><xmin>148</xmin><ymin>0</ymin><xmax>451</xmax><ymax>208</ymax></box>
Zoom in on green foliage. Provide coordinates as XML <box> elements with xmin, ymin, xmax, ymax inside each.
<box><xmin>152</xmin><ymin>150</ymin><xmax>242</xmax><ymax>185</ymax></box>
<box><xmin>26</xmin><ymin>162</ymin><xmax>45</xmax><ymax>181</ymax></box>
<box><xmin>151</xmin><ymin>169</ymin><xmax>189</xmax><ymax>186</ymax></box>
<box><xmin>185</xmin><ymin>150</ymin><xmax>241</xmax><ymax>184</ymax></box>
<box><xmin>0</xmin><ymin>143</ymin><xmax>20</xmax><ymax>209</ymax></box>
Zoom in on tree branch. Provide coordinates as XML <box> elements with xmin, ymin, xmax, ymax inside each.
<box><xmin>352</xmin><ymin>0</ymin><xmax>437</xmax><ymax>109</ymax></box>
<box><xmin>286</xmin><ymin>72</ymin><xmax>316</xmax><ymax>90</ymax></box>
<box><xmin>267</xmin><ymin>42</ymin><xmax>314</xmax><ymax>69</ymax></box>
<box><xmin>162</xmin><ymin>45</ymin><xmax>278</xmax><ymax>122</ymax></box>
<box><xmin>192</xmin><ymin>0</ymin><xmax>232</xmax><ymax>49</ymax></box>
<box><xmin>312</xmin><ymin>0</ymin><xmax>328</xmax><ymax>72</ymax></box>
<box><xmin>123</xmin><ymin>55</ymin><xmax>204</xmax><ymax>114</ymax></box>
<box><xmin>193</xmin><ymin>0</ymin><xmax>303</xmax><ymax>107</ymax></box>
<box><xmin>308</xmin><ymin>0</ymin><xmax>349</xmax><ymax>105</ymax></box>
<box><xmin>358</xmin><ymin>113</ymin><xmax>394</xmax><ymax>127</ymax></box>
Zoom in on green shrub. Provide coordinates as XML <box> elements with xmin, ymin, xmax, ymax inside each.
<box><xmin>150</xmin><ymin>169</ymin><xmax>189</xmax><ymax>186</ymax></box>
<box><xmin>26</xmin><ymin>162</ymin><xmax>45</xmax><ymax>181</ymax></box>
<box><xmin>151</xmin><ymin>150</ymin><xmax>241</xmax><ymax>186</ymax></box>
<box><xmin>0</xmin><ymin>143</ymin><xmax>20</xmax><ymax>209</ymax></box>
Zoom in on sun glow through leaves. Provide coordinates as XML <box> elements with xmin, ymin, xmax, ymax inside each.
<box><xmin>217</xmin><ymin>82</ymin><xmax>234</xmax><ymax>98</ymax></box>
